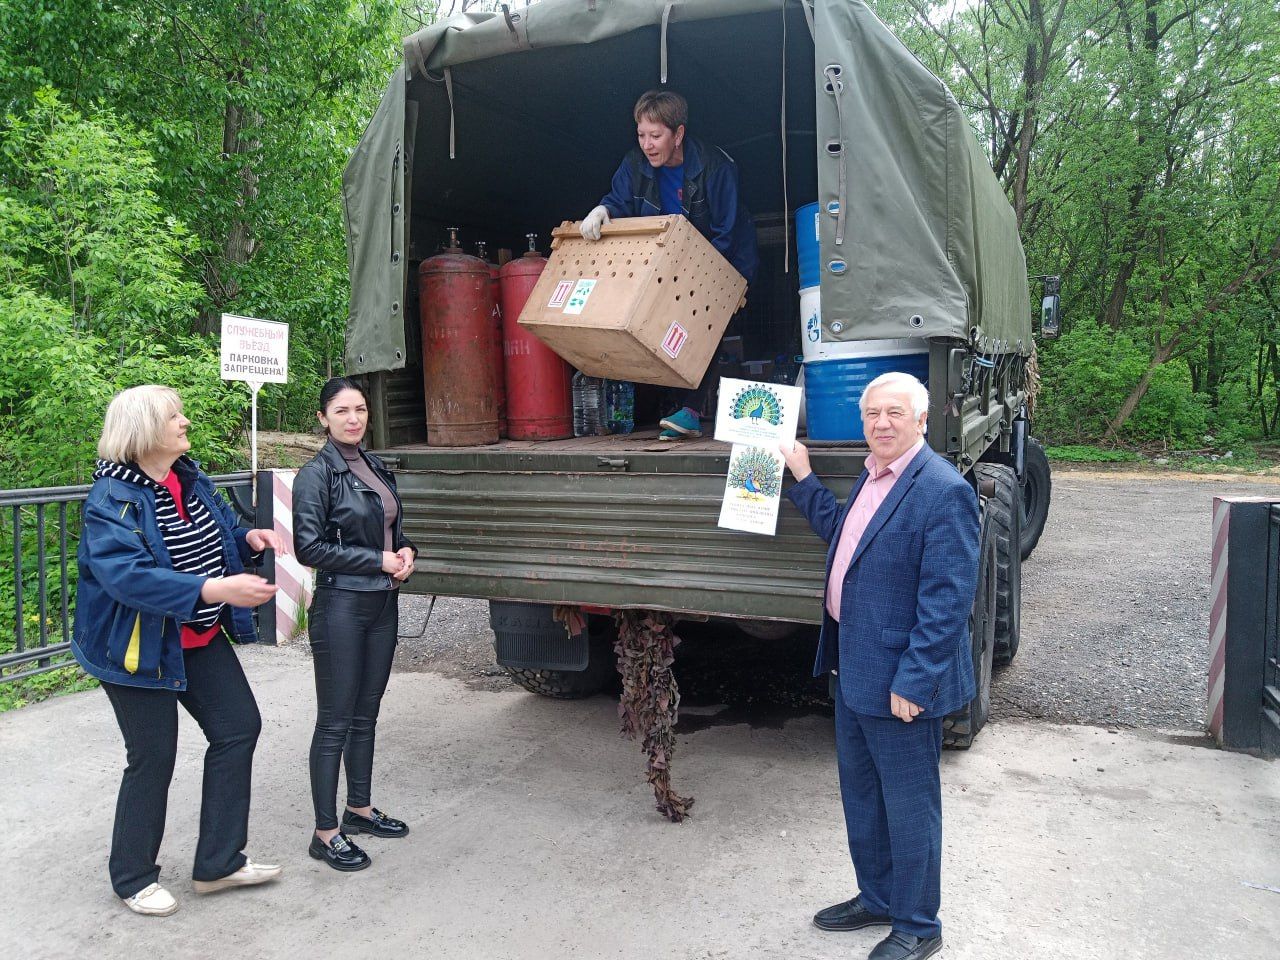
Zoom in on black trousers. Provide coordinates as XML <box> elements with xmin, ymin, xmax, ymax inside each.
<box><xmin>308</xmin><ymin>587</ymin><xmax>399</xmax><ymax>830</ymax></box>
<box><xmin>101</xmin><ymin>634</ymin><xmax>261</xmax><ymax>898</ymax></box>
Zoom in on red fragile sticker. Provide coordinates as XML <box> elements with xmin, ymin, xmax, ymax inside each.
<box><xmin>661</xmin><ymin>321</ymin><xmax>688</xmax><ymax>359</ymax></box>
<box><xmin>548</xmin><ymin>279</ymin><xmax>574</xmax><ymax>308</ymax></box>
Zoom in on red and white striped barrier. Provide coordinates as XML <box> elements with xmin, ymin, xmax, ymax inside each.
<box><xmin>271</xmin><ymin>470</ymin><xmax>314</xmax><ymax>645</ymax></box>
<box><xmin>1207</xmin><ymin>498</ymin><xmax>1231</xmax><ymax>740</ymax></box>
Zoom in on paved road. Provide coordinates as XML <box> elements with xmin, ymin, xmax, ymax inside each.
<box><xmin>2</xmin><ymin>646</ymin><xmax>1278</xmax><ymax>960</ymax></box>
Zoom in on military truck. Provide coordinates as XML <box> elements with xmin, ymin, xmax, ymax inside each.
<box><xmin>340</xmin><ymin>0</ymin><xmax>1054</xmax><ymax>747</ymax></box>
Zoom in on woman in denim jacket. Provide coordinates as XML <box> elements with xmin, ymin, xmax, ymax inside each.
<box><xmin>73</xmin><ymin>385</ymin><xmax>285</xmax><ymax>917</ymax></box>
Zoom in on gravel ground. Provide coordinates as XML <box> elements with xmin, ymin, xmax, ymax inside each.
<box><xmin>388</xmin><ymin>466</ymin><xmax>1280</xmax><ymax>734</ymax></box>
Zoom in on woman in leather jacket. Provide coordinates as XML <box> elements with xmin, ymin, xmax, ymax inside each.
<box><xmin>292</xmin><ymin>377</ymin><xmax>417</xmax><ymax>871</ymax></box>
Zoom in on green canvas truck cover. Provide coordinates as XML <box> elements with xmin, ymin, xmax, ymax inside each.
<box><xmin>344</xmin><ymin>0</ymin><xmax>1030</xmax><ymax>374</ymax></box>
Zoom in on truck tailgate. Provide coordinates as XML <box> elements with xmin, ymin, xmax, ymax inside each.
<box><xmin>380</xmin><ymin>432</ymin><xmax>862</xmax><ymax>623</ymax></box>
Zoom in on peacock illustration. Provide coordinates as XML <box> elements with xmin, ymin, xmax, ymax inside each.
<box><xmin>728</xmin><ymin>447</ymin><xmax>782</xmax><ymax>498</ymax></box>
<box><xmin>730</xmin><ymin>386</ymin><xmax>783</xmax><ymax>427</ymax></box>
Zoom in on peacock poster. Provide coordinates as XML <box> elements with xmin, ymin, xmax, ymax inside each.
<box><xmin>713</xmin><ymin>377</ymin><xmax>802</xmax><ymax>447</ymax></box>
<box><xmin>714</xmin><ymin>378</ymin><xmax>801</xmax><ymax>536</ymax></box>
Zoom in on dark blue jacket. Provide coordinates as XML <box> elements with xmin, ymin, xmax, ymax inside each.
<box><xmin>71</xmin><ymin>456</ymin><xmax>260</xmax><ymax>691</ymax></box>
<box><xmin>600</xmin><ymin>136</ymin><xmax>759</xmax><ymax>285</ymax></box>
<box><xmin>785</xmin><ymin>445</ymin><xmax>980</xmax><ymax>718</ymax></box>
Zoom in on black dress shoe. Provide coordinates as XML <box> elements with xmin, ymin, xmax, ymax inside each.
<box><xmin>342</xmin><ymin>807</ymin><xmax>409</xmax><ymax>838</ymax></box>
<box><xmin>308</xmin><ymin>832</ymin><xmax>372</xmax><ymax>872</ymax></box>
<box><xmin>868</xmin><ymin>931</ymin><xmax>943</xmax><ymax>960</ymax></box>
<box><xmin>813</xmin><ymin>896</ymin><xmax>893</xmax><ymax>931</ymax></box>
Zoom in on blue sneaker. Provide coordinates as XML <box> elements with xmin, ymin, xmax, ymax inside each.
<box><xmin>658</xmin><ymin>407</ymin><xmax>702</xmax><ymax>438</ymax></box>
<box><xmin>658</xmin><ymin>427</ymin><xmax>683</xmax><ymax>441</ymax></box>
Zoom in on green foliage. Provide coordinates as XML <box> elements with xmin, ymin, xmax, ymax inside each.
<box><xmin>1043</xmin><ymin>445</ymin><xmax>1143</xmax><ymax>463</ymax></box>
<box><xmin>1036</xmin><ymin>319</ymin><xmax>1211</xmax><ymax>446</ymax></box>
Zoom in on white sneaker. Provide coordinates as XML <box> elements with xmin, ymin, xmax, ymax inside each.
<box><xmin>122</xmin><ymin>882</ymin><xmax>178</xmax><ymax>917</ymax></box>
<box><xmin>192</xmin><ymin>857</ymin><xmax>283</xmax><ymax>894</ymax></box>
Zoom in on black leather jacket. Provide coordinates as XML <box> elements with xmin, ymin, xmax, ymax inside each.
<box><xmin>293</xmin><ymin>440</ymin><xmax>416</xmax><ymax>591</ymax></box>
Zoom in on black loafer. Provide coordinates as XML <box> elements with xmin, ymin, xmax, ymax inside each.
<box><xmin>342</xmin><ymin>807</ymin><xmax>409</xmax><ymax>838</ymax></box>
<box><xmin>813</xmin><ymin>896</ymin><xmax>893</xmax><ymax>932</ymax></box>
<box><xmin>308</xmin><ymin>832</ymin><xmax>371</xmax><ymax>871</ymax></box>
<box><xmin>868</xmin><ymin>932</ymin><xmax>943</xmax><ymax>960</ymax></box>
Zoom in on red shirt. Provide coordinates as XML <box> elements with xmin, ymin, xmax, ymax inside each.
<box><xmin>159</xmin><ymin>471</ymin><xmax>222</xmax><ymax>650</ymax></box>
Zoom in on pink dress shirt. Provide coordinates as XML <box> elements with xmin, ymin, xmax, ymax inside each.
<box><xmin>825</xmin><ymin>437</ymin><xmax>926</xmax><ymax>620</ymax></box>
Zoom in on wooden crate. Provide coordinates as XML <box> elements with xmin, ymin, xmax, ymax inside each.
<box><xmin>516</xmin><ymin>216</ymin><xmax>748</xmax><ymax>388</ymax></box>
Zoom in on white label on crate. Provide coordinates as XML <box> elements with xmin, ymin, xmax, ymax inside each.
<box><xmin>548</xmin><ymin>279</ymin><xmax>574</xmax><ymax>308</ymax></box>
<box><xmin>562</xmin><ymin>279</ymin><xmax>597</xmax><ymax>314</ymax></box>
<box><xmin>661</xmin><ymin>321</ymin><xmax>688</xmax><ymax>358</ymax></box>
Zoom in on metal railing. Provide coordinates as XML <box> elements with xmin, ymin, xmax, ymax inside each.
<box><xmin>1265</xmin><ymin>505</ymin><xmax>1280</xmax><ymax>736</ymax></box>
<box><xmin>1</xmin><ymin>473</ymin><xmax>254</xmax><ymax>685</ymax></box>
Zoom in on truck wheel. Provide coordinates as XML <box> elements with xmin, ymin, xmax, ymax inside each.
<box><xmin>1020</xmin><ymin>438</ymin><xmax>1051</xmax><ymax>560</ymax></box>
<box><xmin>943</xmin><ymin>511</ymin><xmax>996</xmax><ymax>749</ymax></box>
<box><xmin>976</xmin><ymin>463</ymin><xmax>1023</xmax><ymax>666</ymax></box>
<box><xmin>503</xmin><ymin>621</ymin><xmax>617</xmax><ymax>699</ymax></box>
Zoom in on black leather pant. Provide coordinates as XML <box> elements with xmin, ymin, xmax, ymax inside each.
<box><xmin>308</xmin><ymin>587</ymin><xmax>399</xmax><ymax>830</ymax></box>
<box><xmin>101</xmin><ymin>633</ymin><xmax>261</xmax><ymax>897</ymax></box>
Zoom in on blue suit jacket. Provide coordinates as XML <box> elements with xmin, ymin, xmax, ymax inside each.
<box><xmin>786</xmin><ymin>445</ymin><xmax>980</xmax><ymax>719</ymax></box>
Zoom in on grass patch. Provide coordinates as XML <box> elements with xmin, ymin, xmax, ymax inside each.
<box><xmin>0</xmin><ymin>663</ymin><xmax>96</xmax><ymax>712</ymax></box>
<box><xmin>1045</xmin><ymin>444</ymin><xmax>1145</xmax><ymax>463</ymax></box>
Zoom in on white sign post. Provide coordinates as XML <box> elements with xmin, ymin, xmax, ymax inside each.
<box><xmin>220</xmin><ymin>314</ymin><xmax>289</xmax><ymax>502</ymax></box>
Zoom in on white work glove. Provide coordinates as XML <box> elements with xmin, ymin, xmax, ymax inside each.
<box><xmin>580</xmin><ymin>205</ymin><xmax>611</xmax><ymax>241</ymax></box>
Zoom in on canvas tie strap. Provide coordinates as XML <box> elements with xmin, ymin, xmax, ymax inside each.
<box><xmin>444</xmin><ymin>66</ymin><xmax>456</xmax><ymax>160</ymax></box>
<box><xmin>824</xmin><ymin>63</ymin><xmax>848</xmax><ymax>246</ymax></box>
<box><xmin>660</xmin><ymin>4</ymin><xmax>676</xmax><ymax>84</ymax></box>
<box><xmin>781</xmin><ymin>0</ymin><xmax>790</xmax><ymax>274</ymax></box>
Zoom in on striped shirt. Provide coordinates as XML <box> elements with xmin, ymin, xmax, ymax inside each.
<box><xmin>94</xmin><ymin>460</ymin><xmax>228</xmax><ymax>641</ymax></box>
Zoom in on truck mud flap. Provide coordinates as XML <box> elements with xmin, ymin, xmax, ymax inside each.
<box><xmin>490</xmin><ymin>600</ymin><xmax>588</xmax><ymax>671</ymax></box>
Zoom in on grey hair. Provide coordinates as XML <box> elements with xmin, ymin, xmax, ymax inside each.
<box><xmin>97</xmin><ymin>385</ymin><xmax>183</xmax><ymax>463</ymax></box>
<box><xmin>859</xmin><ymin>371</ymin><xmax>929</xmax><ymax>420</ymax></box>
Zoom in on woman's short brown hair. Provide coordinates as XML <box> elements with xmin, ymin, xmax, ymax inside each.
<box><xmin>633</xmin><ymin>90</ymin><xmax>688</xmax><ymax>132</ymax></box>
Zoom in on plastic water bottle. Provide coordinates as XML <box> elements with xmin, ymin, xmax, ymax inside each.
<box><xmin>605</xmin><ymin>379</ymin><xmax>635</xmax><ymax>434</ymax></box>
<box><xmin>573</xmin><ymin>372</ymin><xmax>606</xmax><ymax>436</ymax></box>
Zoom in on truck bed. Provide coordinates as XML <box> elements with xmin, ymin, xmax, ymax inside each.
<box><xmin>376</xmin><ymin>431</ymin><xmax>867</xmax><ymax>623</ymax></box>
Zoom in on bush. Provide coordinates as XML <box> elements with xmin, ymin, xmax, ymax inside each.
<box><xmin>1037</xmin><ymin>319</ymin><xmax>1212</xmax><ymax>446</ymax></box>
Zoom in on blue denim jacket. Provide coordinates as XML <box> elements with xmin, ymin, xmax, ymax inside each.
<box><xmin>600</xmin><ymin>136</ymin><xmax>759</xmax><ymax>285</ymax></box>
<box><xmin>71</xmin><ymin>456</ymin><xmax>260</xmax><ymax>691</ymax></box>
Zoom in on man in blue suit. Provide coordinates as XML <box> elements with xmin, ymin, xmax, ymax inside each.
<box><xmin>780</xmin><ymin>371</ymin><xmax>980</xmax><ymax>960</ymax></box>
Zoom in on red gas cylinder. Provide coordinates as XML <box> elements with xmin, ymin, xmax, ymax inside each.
<box><xmin>500</xmin><ymin>234</ymin><xmax>573</xmax><ymax>440</ymax></box>
<box><xmin>476</xmin><ymin>242</ymin><xmax>508</xmax><ymax>437</ymax></box>
<box><xmin>417</xmin><ymin>229</ymin><xmax>500</xmax><ymax>446</ymax></box>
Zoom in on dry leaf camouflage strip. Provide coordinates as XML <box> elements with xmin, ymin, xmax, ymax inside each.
<box><xmin>613</xmin><ymin>610</ymin><xmax>694</xmax><ymax>822</ymax></box>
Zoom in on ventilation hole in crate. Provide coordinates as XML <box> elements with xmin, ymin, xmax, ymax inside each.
<box><xmin>628</xmin><ymin>272</ymin><xmax>634</xmax><ymax>278</ymax></box>
<box><xmin>692</xmin><ymin>308</ymin><xmax>699</xmax><ymax>316</ymax></box>
<box><xmin>675</xmin><ymin>294</ymin><xmax>681</xmax><ymax>301</ymax></box>
<box><xmin>611</xmin><ymin>271</ymin><xmax>616</xmax><ymax>277</ymax></box>
<box><xmin>657</xmin><ymin>277</ymin><xmax>663</xmax><ymax>284</ymax></box>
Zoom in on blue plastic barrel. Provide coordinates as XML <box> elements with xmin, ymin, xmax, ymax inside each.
<box><xmin>804</xmin><ymin>347</ymin><xmax>930</xmax><ymax>441</ymax></box>
<box><xmin>796</xmin><ymin>202</ymin><xmax>821</xmax><ymax>290</ymax></box>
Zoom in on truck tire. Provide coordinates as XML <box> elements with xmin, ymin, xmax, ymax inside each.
<box><xmin>976</xmin><ymin>463</ymin><xmax>1023</xmax><ymax>666</ymax></box>
<box><xmin>1020</xmin><ymin>438</ymin><xmax>1051</xmax><ymax>560</ymax></box>
<box><xmin>503</xmin><ymin>621</ymin><xmax>617</xmax><ymax>699</ymax></box>
<box><xmin>943</xmin><ymin>510</ymin><xmax>997</xmax><ymax>749</ymax></box>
